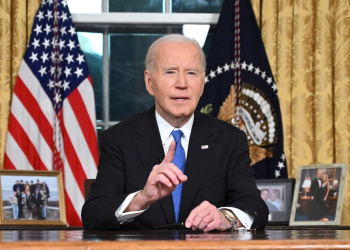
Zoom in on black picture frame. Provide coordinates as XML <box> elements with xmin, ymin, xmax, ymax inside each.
<box><xmin>256</xmin><ymin>178</ymin><xmax>295</xmax><ymax>226</ymax></box>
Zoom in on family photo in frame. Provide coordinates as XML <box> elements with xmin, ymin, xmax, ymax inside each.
<box><xmin>290</xmin><ymin>164</ymin><xmax>347</xmax><ymax>226</ymax></box>
<box><xmin>256</xmin><ymin>179</ymin><xmax>295</xmax><ymax>225</ymax></box>
<box><xmin>0</xmin><ymin>170</ymin><xmax>66</xmax><ymax>226</ymax></box>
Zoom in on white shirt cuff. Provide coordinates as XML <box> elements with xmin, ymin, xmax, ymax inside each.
<box><xmin>115</xmin><ymin>191</ymin><xmax>148</xmax><ymax>224</ymax></box>
<box><xmin>219</xmin><ymin>207</ymin><xmax>254</xmax><ymax>229</ymax></box>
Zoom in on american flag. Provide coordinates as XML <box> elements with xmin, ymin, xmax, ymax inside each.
<box><xmin>4</xmin><ymin>0</ymin><xmax>98</xmax><ymax>226</ymax></box>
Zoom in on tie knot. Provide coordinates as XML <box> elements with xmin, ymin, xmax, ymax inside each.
<box><xmin>171</xmin><ymin>130</ymin><xmax>183</xmax><ymax>142</ymax></box>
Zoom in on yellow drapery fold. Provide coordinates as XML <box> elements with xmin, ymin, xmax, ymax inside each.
<box><xmin>251</xmin><ymin>0</ymin><xmax>350</xmax><ymax>225</ymax></box>
<box><xmin>0</xmin><ymin>0</ymin><xmax>40</xmax><ymax>169</ymax></box>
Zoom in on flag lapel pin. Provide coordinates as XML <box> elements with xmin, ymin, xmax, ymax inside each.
<box><xmin>201</xmin><ymin>145</ymin><xmax>209</xmax><ymax>149</ymax></box>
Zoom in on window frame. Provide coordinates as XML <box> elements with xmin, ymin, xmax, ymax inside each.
<box><xmin>71</xmin><ymin>0</ymin><xmax>219</xmax><ymax>130</ymax></box>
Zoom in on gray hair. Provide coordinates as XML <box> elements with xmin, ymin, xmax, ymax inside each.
<box><xmin>145</xmin><ymin>34</ymin><xmax>206</xmax><ymax>73</ymax></box>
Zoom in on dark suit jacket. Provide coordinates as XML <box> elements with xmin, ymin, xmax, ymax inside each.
<box><xmin>82</xmin><ymin>107</ymin><xmax>268</xmax><ymax>230</ymax></box>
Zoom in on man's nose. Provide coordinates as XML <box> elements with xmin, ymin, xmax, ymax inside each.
<box><xmin>175</xmin><ymin>72</ymin><xmax>187</xmax><ymax>88</ymax></box>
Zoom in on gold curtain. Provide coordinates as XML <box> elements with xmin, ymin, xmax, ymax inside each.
<box><xmin>251</xmin><ymin>0</ymin><xmax>350</xmax><ymax>225</ymax></box>
<box><xmin>0</xmin><ymin>0</ymin><xmax>40</xmax><ymax>169</ymax></box>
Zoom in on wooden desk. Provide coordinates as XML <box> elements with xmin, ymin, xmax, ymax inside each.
<box><xmin>0</xmin><ymin>227</ymin><xmax>350</xmax><ymax>249</ymax></box>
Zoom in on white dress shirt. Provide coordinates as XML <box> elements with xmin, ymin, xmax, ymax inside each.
<box><xmin>115</xmin><ymin>110</ymin><xmax>254</xmax><ymax>229</ymax></box>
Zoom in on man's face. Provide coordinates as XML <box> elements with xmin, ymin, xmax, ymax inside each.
<box><xmin>261</xmin><ymin>190</ymin><xmax>269</xmax><ymax>201</ymax></box>
<box><xmin>145</xmin><ymin>42</ymin><xmax>205</xmax><ymax>126</ymax></box>
<box><xmin>316</xmin><ymin>170</ymin><xmax>324</xmax><ymax>178</ymax></box>
<box><xmin>270</xmin><ymin>192</ymin><xmax>277</xmax><ymax>201</ymax></box>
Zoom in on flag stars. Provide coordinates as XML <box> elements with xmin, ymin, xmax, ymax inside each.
<box><xmin>209</xmin><ymin>70</ymin><xmax>216</xmax><ymax>78</ymax></box>
<box><xmin>54</xmin><ymin>93</ymin><xmax>62</xmax><ymax>103</ymax></box>
<box><xmin>60</xmin><ymin>26</ymin><xmax>67</xmax><ymax>36</ymax></box>
<box><xmin>50</xmin><ymin>52</ymin><xmax>56</xmax><ymax>62</ymax></box>
<box><xmin>275</xmin><ymin>170</ymin><xmax>281</xmax><ymax>178</ymax></box>
<box><xmin>205</xmin><ymin>76</ymin><xmax>209</xmax><ymax>83</ymax></box>
<box><xmin>59</xmin><ymin>53</ymin><xmax>64</xmax><ymax>63</ymax></box>
<box><xmin>42</xmin><ymin>38</ymin><xmax>50</xmax><ymax>49</ymax></box>
<box><xmin>247</xmin><ymin>63</ymin><xmax>254</xmax><ymax>71</ymax></box>
<box><xmin>29</xmin><ymin>52</ymin><xmax>38</xmax><ymax>63</ymax></box>
<box><xmin>74</xmin><ymin>67</ymin><xmax>84</xmax><ymax>78</ymax></box>
<box><xmin>223</xmin><ymin>63</ymin><xmax>230</xmax><ymax>71</ymax></box>
<box><xmin>254</xmin><ymin>67</ymin><xmax>261</xmax><ymax>75</ymax></box>
<box><xmin>47</xmin><ymin>0</ymin><xmax>54</xmax><ymax>5</ymax></box>
<box><xmin>58</xmin><ymin>66</ymin><xmax>62</xmax><ymax>77</ymax></box>
<box><xmin>64</xmin><ymin>66</ymin><xmax>72</xmax><ymax>78</ymax></box>
<box><xmin>278</xmin><ymin>162</ymin><xmax>285</xmax><ymax>169</ymax></box>
<box><xmin>51</xmin><ymin>37</ymin><xmax>58</xmax><ymax>47</ymax></box>
<box><xmin>66</xmin><ymin>53</ymin><xmax>74</xmax><ymax>64</ymax></box>
<box><xmin>31</xmin><ymin>38</ymin><xmax>40</xmax><ymax>49</ymax></box>
<box><xmin>281</xmin><ymin>154</ymin><xmax>286</xmax><ymax>161</ymax></box>
<box><xmin>272</xmin><ymin>83</ymin><xmax>277</xmax><ymax>91</ymax></box>
<box><xmin>55</xmin><ymin>81</ymin><xmax>62</xmax><ymax>88</ymax></box>
<box><xmin>61</xmin><ymin>0</ymin><xmax>68</xmax><ymax>7</ymax></box>
<box><xmin>38</xmin><ymin>66</ymin><xmax>47</xmax><ymax>77</ymax></box>
<box><xmin>230</xmin><ymin>61</ymin><xmax>235</xmax><ymax>69</ymax></box>
<box><xmin>68</xmin><ymin>26</ymin><xmax>76</xmax><ymax>36</ymax></box>
<box><xmin>47</xmin><ymin>80</ymin><xmax>55</xmax><ymax>89</ymax></box>
<box><xmin>36</xmin><ymin>11</ymin><xmax>44</xmax><ymax>21</ymax></box>
<box><xmin>267</xmin><ymin>77</ymin><xmax>273</xmax><ymax>84</ymax></box>
<box><xmin>50</xmin><ymin>65</ymin><xmax>55</xmax><ymax>75</ymax></box>
<box><xmin>216</xmin><ymin>66</ymin><xmax>223</xmax><ymax>74</ymax></box>
<box><xmin>58</xmin><ymin>39</ymin><xmax>65</xmax><ymax>49</ymax></box>
<box><xmin>63</xmin><ymin>80</ymin><xmax>70</xmax><ymax>91</ymax></box>
<box><xmin>46</xmin><ymin>10</ymin><xmax>53</xmax><ymax>20</ymax></box>
<box><xmin>76</xmin><ymin>54</ymin><xmax>85</xmax><ymax>65</ymax></box>
<box><xmin>241</xmin><ymin>61</ymin><xmax>247</xmax><ymax>70</ymax></box>
<box><xmin>52</xmin><ymin>26</ymin><xmax>58</xmax><ymax>33</ymax></box>
<box><xmin>261</xmin><ymin>71</ymin><xmax>266</xmax><ymax>79</ymax></box>
<box><xmin>41</xmin><ymin>52</ymin><xmax>49</xmax><ymax>63</ymax></box>
<box><xmin>33</xmin><ymin>25</ymin><xmax>42</xmax><ymax>35</ymax></box>
<box><xmin>61</xmin><ymin>11</ymin><xmax>68</xmax><ymax>22</ymax></box>
<box><xmin>67</xmin><ymin>40</ymin><xmax>76</xmax><ymax>50</ymax></box>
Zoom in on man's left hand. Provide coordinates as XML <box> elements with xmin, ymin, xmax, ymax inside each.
<box><xmin>185</xmin><ymin>201</ymin><xmax>231</xmax><ymax>232</ymax></box>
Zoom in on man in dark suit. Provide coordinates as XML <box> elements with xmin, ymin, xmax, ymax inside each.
<box><xmin>82</xmin><ymin>34</ymin><xmax>268</xmax><ymax>231</ymax></box>
<box><xmin>33</xmin><ymin>189</ymin><xmax>42</xmax><ymax>219</ymax></box>
<box><xmin>309</xmin><ymin>169</ymin><xmax>325</xmax><ymax>220</ymax></box>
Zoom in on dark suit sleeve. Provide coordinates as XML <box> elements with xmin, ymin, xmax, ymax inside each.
<box><xmin>81</xmin><ymin>128</ymin><xmax>130</xmax><ymax>230</ymax></box>
<box><xmin>225</xmin><ymin>130</ymin><xmax>269</xmax><ymax>229</ymax></box>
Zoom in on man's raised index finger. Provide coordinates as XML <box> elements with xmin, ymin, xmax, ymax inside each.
<box><xmin>162</xmin><ymin>140</ymin><xmax>176</xmax><ymax>163</ymax></box>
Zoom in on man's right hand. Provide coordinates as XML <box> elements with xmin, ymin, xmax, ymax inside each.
<box><xmin>124</xmin><ymin>141</ymin><xmax>187</xmax><ymax>212</ymax></box>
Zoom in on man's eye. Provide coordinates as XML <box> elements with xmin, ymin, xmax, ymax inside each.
<box><xmin>166</xmin><ymin>71</ymin><xmax>175</xmax><ymax>74</ymax></box>
<box><xmin>188</xmin><ymin>71</ymin><xmax>196</xmax><ymax>76</ymax></box>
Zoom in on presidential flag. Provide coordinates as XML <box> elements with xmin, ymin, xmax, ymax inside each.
<box><xmin>198</xmin><ymin>0</ymin><xmax>287</xmax><ymax>179</ymax></box>
<box><xmin>4</xmin><ymin>0</ymin><xmax>98</xmax><ymax>226</ymax></box>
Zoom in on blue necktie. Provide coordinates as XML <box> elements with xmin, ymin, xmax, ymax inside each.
<box><xmin>171</xmin><ymin>130</ymin><xmax>186</xmax><ymax>223</ymax></box>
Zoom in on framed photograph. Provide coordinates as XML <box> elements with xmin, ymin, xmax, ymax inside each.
<box><xmin>256</xmin><ymin>179</ymin><xmax>295</xmax><ymax>225</ymax></box>
<box><xmin>0</xmin><ymin>170</ymin><xmax>66</xmax><ymax>226</ymax></box>
<box><xmin>290</xmin><ymin>163</ymin><xmax>347</xmax><ymax>226</ymax></box>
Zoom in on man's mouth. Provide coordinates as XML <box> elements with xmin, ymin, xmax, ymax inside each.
<box><xmin>172</xmin><ymin>97</ymin><xmax>189</xmax><ymax>101</ymax></box>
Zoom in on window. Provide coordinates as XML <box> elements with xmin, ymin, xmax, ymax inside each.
<box><xmin>68</xmin><ymin>0</ymin><xmax>221</xmax><ymax>136</ymax></box>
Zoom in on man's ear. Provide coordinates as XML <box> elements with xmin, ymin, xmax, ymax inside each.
<box><xmin>144</xmin><ymin>70</ymin><xmax>154</xmax><ymax>96</ymax></box>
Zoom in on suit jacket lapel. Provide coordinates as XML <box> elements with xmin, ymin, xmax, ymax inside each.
<box><xmin>179</xmin><ymin>112</ymin><xmax>214</xmax><ymax>222</ymax></box>
<box><xmin>132</xmin><ymin>107</ymin><xmax>175</xmax><ymax>224</ymax></box>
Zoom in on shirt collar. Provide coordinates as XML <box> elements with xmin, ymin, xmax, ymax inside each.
<box><xmin>155</xmin><ymin>110</ymin><xmax>194</xmax><ymax>143</ymax></box>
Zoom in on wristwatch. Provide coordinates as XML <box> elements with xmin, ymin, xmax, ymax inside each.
<box><xmin>221</xmin><ymin>209</ymin><xmax>237</xmax><ymax>231</ymax></box>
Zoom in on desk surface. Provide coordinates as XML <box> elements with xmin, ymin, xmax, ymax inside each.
<box><xmin>1</xmin><ymin>228</ymin><xmax>350</xmax><ymax>249</ymax></box>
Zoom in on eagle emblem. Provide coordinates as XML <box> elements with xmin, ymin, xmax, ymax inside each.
<box><xmin>217</xmin><ymin>84</ymin><xmax>276</xmax><ymax>166</ymax></box>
